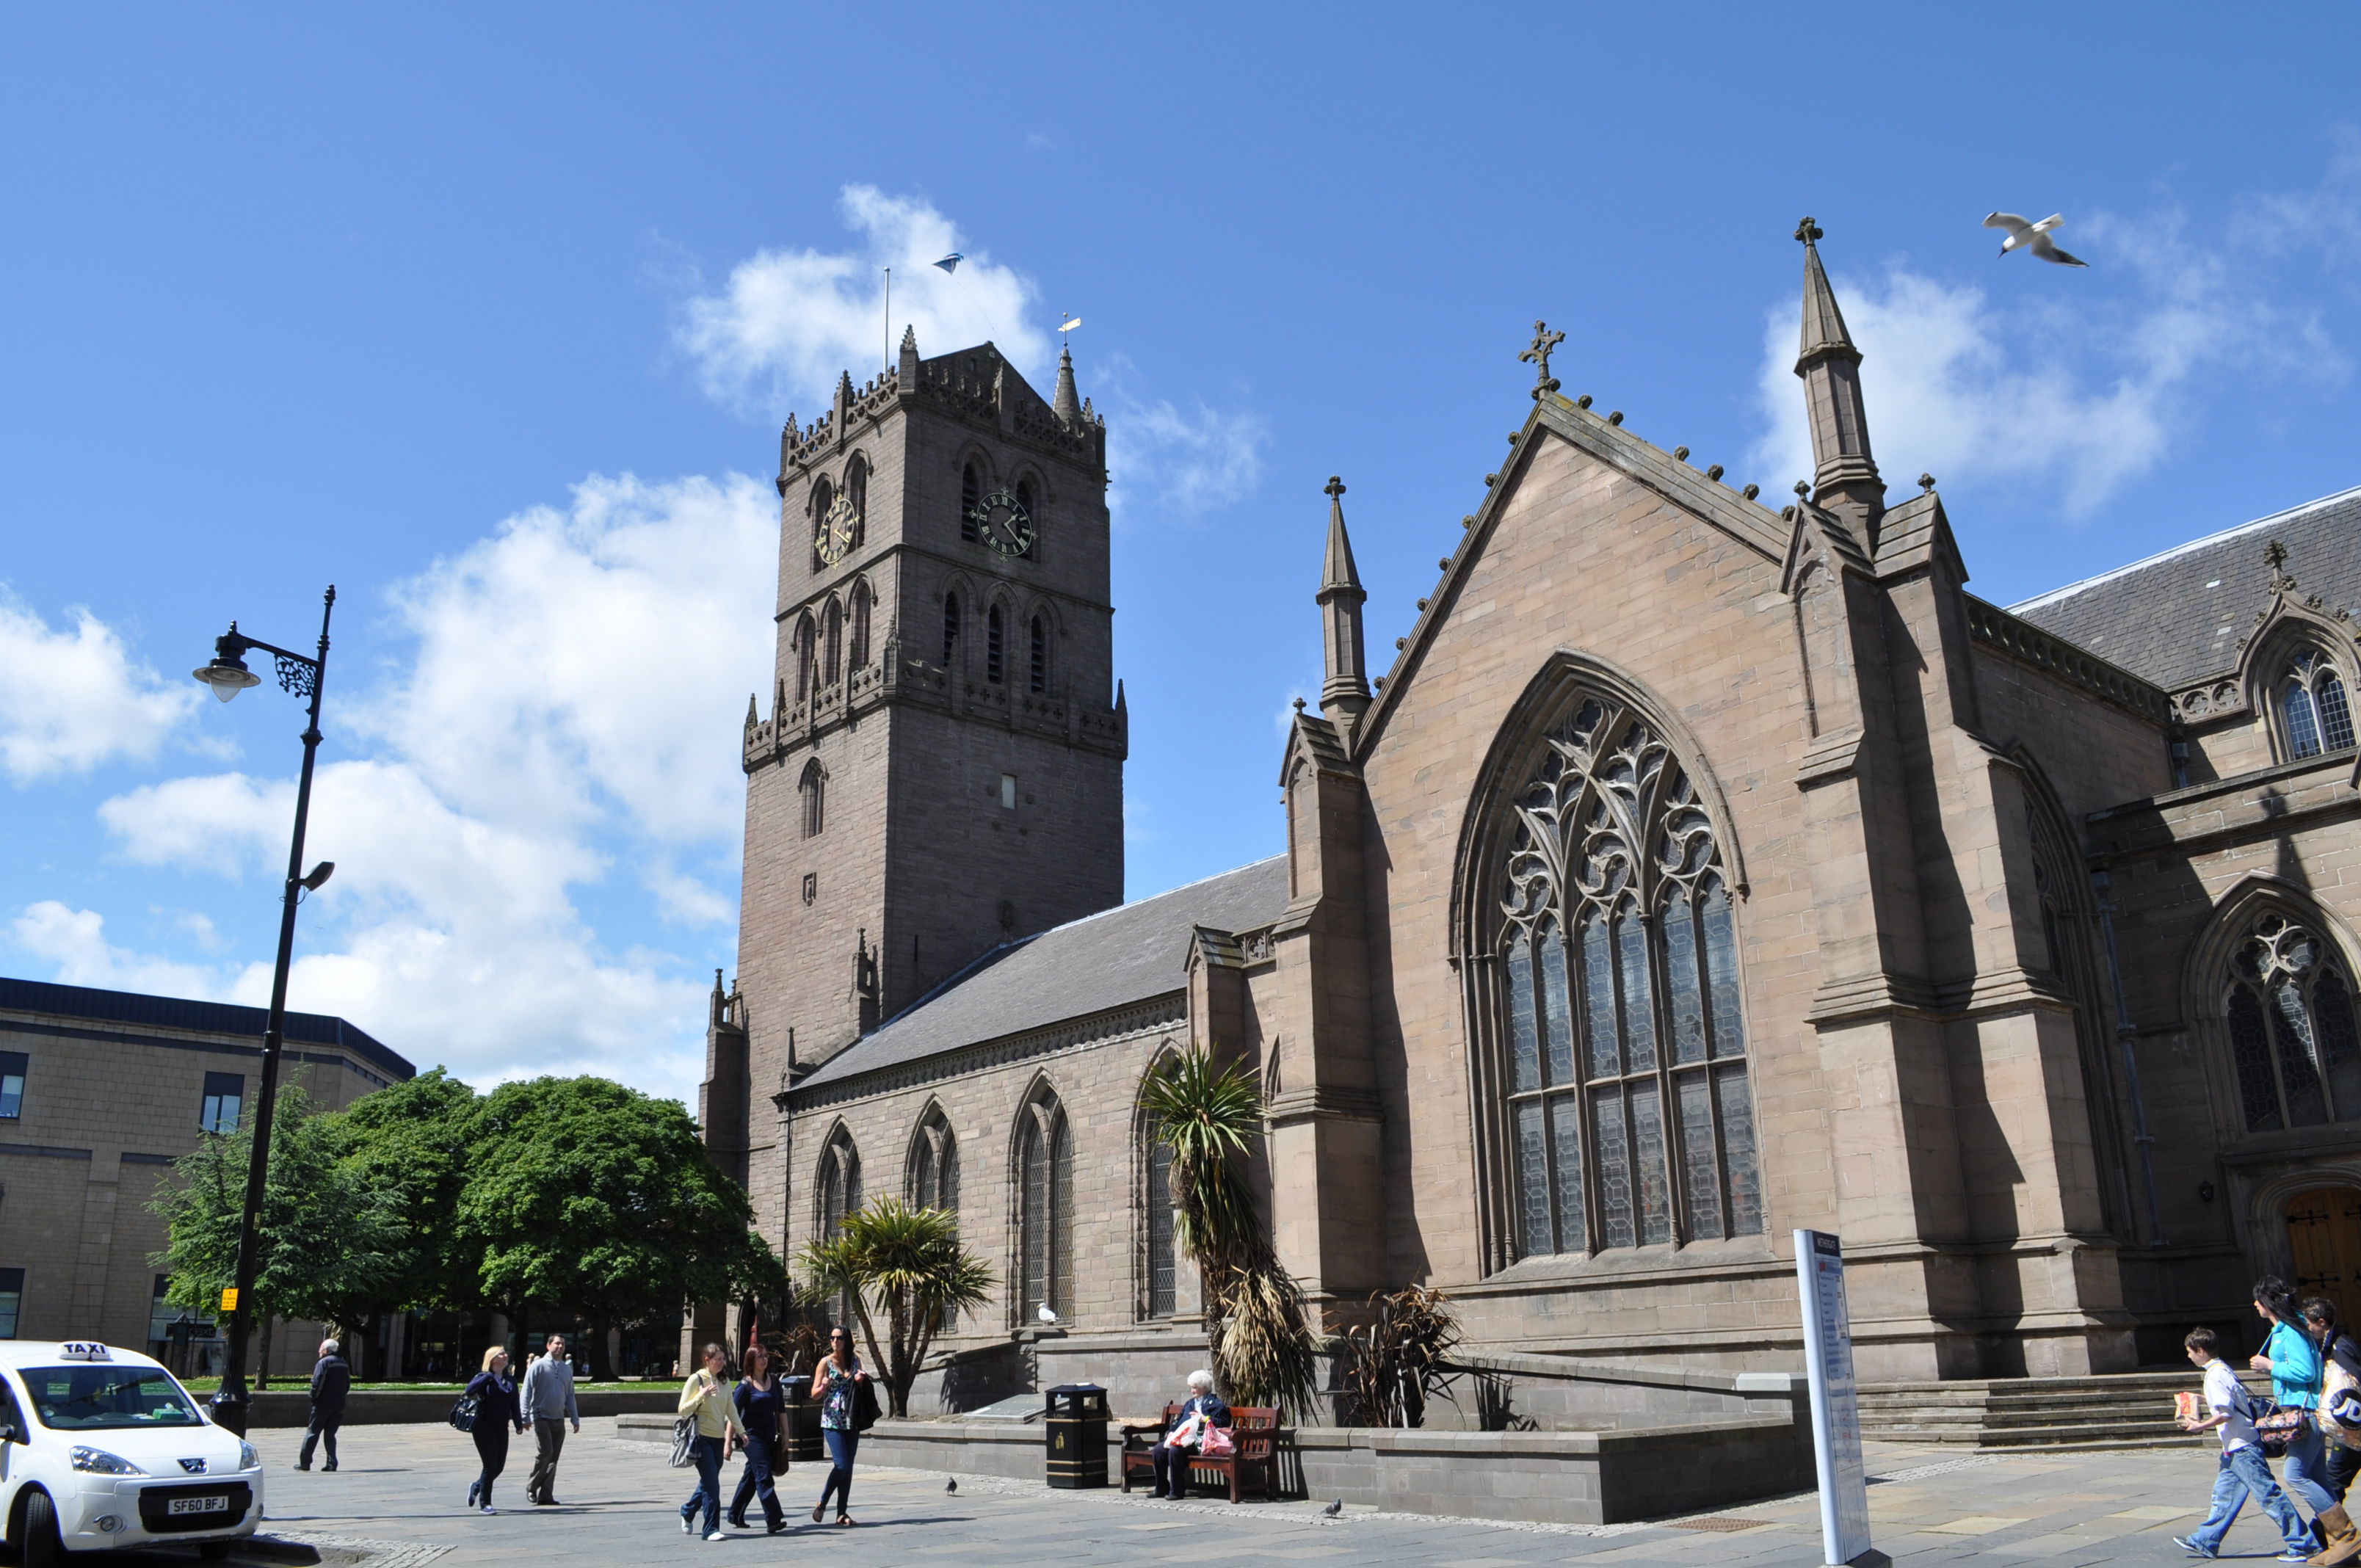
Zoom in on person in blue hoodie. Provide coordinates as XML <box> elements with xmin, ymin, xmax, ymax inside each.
<box><xmin>2252</xmin><ymin>1277</ymin><xmax>2336</xmax><ymax>1533</ymax></box>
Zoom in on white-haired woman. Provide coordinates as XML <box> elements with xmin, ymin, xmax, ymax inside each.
<box><xmin>1147</xmin><ymin>1371</ymin><xmax>1230</xmax><ymax>1500</ymax></box>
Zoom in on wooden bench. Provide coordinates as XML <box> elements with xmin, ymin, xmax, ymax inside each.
<box><xmin>1119</xmin><ymin>1404</ymin><xmax>1280</xmax><ymax>1502</ymax></box>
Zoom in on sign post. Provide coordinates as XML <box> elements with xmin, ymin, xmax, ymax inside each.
<box><xmin>1796</xmin><ymin>1229</ymin><xmax>1871</xmax><ymax>1566</ymax></box>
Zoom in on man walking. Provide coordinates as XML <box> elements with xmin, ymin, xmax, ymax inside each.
<box><xmin>521</xmin><ymin>1332</ymin><xmax>581</xmax><ymax>1505</ymax></box>
<box><xmin>296</xmin><ymin>1338</ymin><xmax>349</xmax><ymax>1472</ymax></box>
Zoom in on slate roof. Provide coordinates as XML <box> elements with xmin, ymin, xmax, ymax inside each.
<box><xmin>0</xmin><ymin>976</ymin><xmax>414</xmax><ymax>1082</ymax></box>
<box><xmin>2010</xmin><ymin>485</ymin><xmax>2361</xmax><ymax>692</ymax></box>
<box><xmin>794</xmin><ymin>856</ymin><xmax>1291</xmax><ymax>1092</ymax></box>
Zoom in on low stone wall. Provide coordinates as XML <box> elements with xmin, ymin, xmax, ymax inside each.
<box><xmin>241</xmin><ymin>1387</ymin><xmax>681</xmax><ymax>1428</ymax></box>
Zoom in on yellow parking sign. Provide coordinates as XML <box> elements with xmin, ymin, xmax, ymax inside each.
<box><xmin>219</xmin><ymin>1288</ymin><xmax>239</xmax><ymax>1313</ymax></box>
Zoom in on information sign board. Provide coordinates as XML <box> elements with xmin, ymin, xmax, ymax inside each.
<box><xmin>1796</xmin><ymin>1228</ymin><xmax>1871</xmax><ymax>1566</ymax></box>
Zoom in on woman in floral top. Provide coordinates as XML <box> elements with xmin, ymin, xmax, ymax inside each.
<box><xmin>809</xmin><ymin>1326</ymin><xmax>868</xmax><ymax>1526</ymax></box>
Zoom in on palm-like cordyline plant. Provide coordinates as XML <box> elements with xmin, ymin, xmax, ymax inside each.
<box><xmin>1140</xmin><ymin>1048</ymin><xmax>1320</xmax><ymax>1419</ymax></box>
<box><xmin>799</xmin><ymin>1197</ymin><xmax>994</xmax><ymax>1417</ymax></box>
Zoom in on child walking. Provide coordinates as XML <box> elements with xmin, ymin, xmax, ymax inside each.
<box><xmin>2175</xmin><ymin>1326</ymin><xmax>2314</xmax><ymax>1562</ymax></box>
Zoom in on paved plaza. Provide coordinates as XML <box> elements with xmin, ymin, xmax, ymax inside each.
<box><xmin>137</xmin><ymin>1422</ymin><xmax>2310</xmax><ymax>1568</ymax></box>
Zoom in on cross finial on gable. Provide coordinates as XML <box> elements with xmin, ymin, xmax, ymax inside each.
<box><xmin>1795</xmin><ymin>216</ymin><xmax>1824</xmax><ymax>244</ymax></box>
<box><xmin>2266</xmin><ymin>537</ymin><xmax>2293</xmax><ymax>589</ymax></box>
<box><xmin>1324</xmin><ymin>475</ymin><xmax>1347</xmax><ymax>499</ymax></box>
<box><xmin>1518</xmin><ymin>320</ymin><xmax>1564</xmax><ymax>399</ymax></box>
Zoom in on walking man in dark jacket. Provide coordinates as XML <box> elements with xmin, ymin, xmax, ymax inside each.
<box><xmin>297</xmin><ymin>1339</ymin><xmax>350</xmax><ymax>1471</ymax></box>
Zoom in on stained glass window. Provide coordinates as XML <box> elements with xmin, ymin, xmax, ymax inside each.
<box><xmin>2284</xmin><ymin>650</ymin><xmax>2356</xmax><ymax>759</ymax></box>
<box><xmin>1019</xmin><ymin>1090</ymin><xmax>1073</xmax><ymax>1318</ymax></box>
<box><xmin>2225</xmin><ymin>912</ymin><xmax>2361</xmax><ymax>1132</ymax></box>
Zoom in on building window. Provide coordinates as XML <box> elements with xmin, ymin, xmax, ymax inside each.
<box><xmin>810</xmin><ymin>479</ymin><xmax>835</xmax><ymax>570</ymax></box>
<box><xmin>1490</xmin><ymin>695</ymin><xmax>1762</xmax><ymax>1260</ymax></box>
<box><xmin>2225</xmin><ymin>912</ymin><xmax>2361</xmax><ymax>1132</ymax></box>
<box><xmin>987</xmin><ymin>606</ymin><xmax>1005</xmax><ymax>684</ymax></box>
<box><xmin>792</xmin><ymin>614</ymin><xmax>816</xmax><ymax>703</ymax></box>
<box><xmin>942</xmin><ymin>594</ymin><xmax>961</xmax><ymax>667</ymax></box>
<box><xmin>1143</xmin><ymin>1131</ymin><xmax>1176</xmax><ymax>1318</ymax></box>
<box><xmin>1001</xmin><ymin>773</ymin><xmax>1018</xmax><ymax>810</ymax></box>
<box><xmin>2283</xmin><ymin>650</ymin><xmax>2357</xmax><ymax>760</ymax></box>
<box><xmin>1029</xmin><ymin>616</ymin><xmax>1048</xmax><ymax>694</ymax></box>
<box><xmin>960</xmin><ymin>462</ymin><xmax>981</xmax><ymax>542</ymax></box>
<box><xmin>816</xmin><ymin>1129</ymin><xmax>862</xmax><ymax>1327</ymax></box>
<box><xmin>148</xmin><ymin>1275</ymin><xmax>175</xmax><ymax>1349</ymax></box>
<box><xmin>1018</xmin><ymin>1088</ymin><xmax>1074</xmax><ymax>1319</ymax></box>
<box><xmin>0</xmin><ymin>1268</ymin><xmax>21</xmax><ymax>1338</ymax></box>
<box><xmin>1015</xmin><ymin>479</ymin><xmax>1035</xmax><ymax>532</ymax></box>
<box><xmin>0</xmin><ymin>1053</ymin><xmax>23</xmax><ymax>1120</ymax></box>
<box><xmin>845</xmin><ymin>456</ymin><xmax>868</xmax><ymax>547</ymax></box>
<box><xmin>849</xmin><ymin>581</ymin><xmax>872</xmax><ymax>671</ymax></box>
<box><xmin>908</xmin><ymin>1107</ymin><xmax>959</xmax><ymax>1331</ymax></box>
<box><xmin>799</xmin><ymin>759</ymin><xmax>826</xmax><ymax>840</ymax></box>
<box><xmin>822</xmin><ymin>598</ymin><xmax>844</xmax><ymax>687</ymax></box>
<box><xmin>199</xmin><ymin>1072</ymin><xmax>243</xmax><ymax>1135</ymax></box>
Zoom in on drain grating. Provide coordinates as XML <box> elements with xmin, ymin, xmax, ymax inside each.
<box><xmin>1668</xmin><ymin>1516</ymin><xmax>1780</xmax><ymax>1532</ymax></box>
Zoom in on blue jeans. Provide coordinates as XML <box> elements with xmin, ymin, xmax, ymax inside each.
<box><xmin>2188</xmin><ymin>1446</ymin><xmax>2310</xmax><ymax>1555</ymax></box>
<box><xmin>817</xmin><ymin>1427</ymin><xmax>857</xmax><ymax>1517</ymax></box>
<box><xmin>2283</xmin><ymin>1419</ymin><xmax>2338</xmax><ymax>1517</ymax></box>
<box><xmin>680</xmin><ymin>1434</ymin><xmax>725</xmax><ymax>1535</ymax></box>
<box><xmin>730</xmin><ymin>1435</ymin><xmax>781</xmax><ymax>1527</ymax></box>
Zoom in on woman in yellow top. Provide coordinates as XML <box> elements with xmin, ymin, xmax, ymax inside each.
<box><xmin>676</xmin><ymin>1343</ymin><xmax>748</xmax><ymax>1541</ymax></box>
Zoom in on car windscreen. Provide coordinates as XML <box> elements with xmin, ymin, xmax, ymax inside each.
<box><xmin>22</xmin><ymin>1367</ymin><xmax>202</xmax><ymax>1429</ymax></box>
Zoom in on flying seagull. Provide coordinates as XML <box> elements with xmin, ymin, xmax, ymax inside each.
<box><xmin>934</xmin><ymin>253</ymin><xmax>963</xmax><ymax>273</ymax></box>
<box><xmin>1037</xmin><ymin>1302</ymin><xmax>1060</xmax><ymax>1325</ymax></box>
<box><xmin>1982</xmin><ymin>212</ymin><xmax>2089</xmax><ymax>266</ymax></box>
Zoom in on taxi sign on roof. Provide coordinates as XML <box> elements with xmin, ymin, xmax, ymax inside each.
<box><xmin>57</xmin><ymin>1342</ymin><xmax>111</xmax><ymax>1362</ymax></box>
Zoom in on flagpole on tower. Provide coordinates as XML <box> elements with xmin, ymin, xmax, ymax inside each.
<box><xmin>882</xmin><ymin>266</ymin><xmax>892</xmax><ymax>377</ymax></box>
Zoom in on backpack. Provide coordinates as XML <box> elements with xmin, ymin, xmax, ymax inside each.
<box><xmin>446</xmin><ymin>1392</ymin><xmax>479</xmax><ymax>1433</ymax></box>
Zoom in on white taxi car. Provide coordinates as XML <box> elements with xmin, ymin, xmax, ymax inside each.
<box><xmin>0</xmin><ymin>1341</ymin><xmax>261</xmax><ymax>1563</ymax></box>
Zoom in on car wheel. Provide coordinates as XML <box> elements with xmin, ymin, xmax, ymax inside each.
<box><xmin>18</xmin><ymin>1489</ymin><xmax>62</xmax><ymax>1568</ymax></box>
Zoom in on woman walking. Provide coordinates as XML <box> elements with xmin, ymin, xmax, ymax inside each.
<box><xmin>463</xmin><ymin>1346</ymin><xmax>527</xmax><ymax>1514</ymax></box>
<box><xmin>2253</xmin><ymin>1278</ymin><xmax>2337</xmax><ymax>1538</ymax></box>
<box><xmin>727</xmin><ymin>1343</ymin><xmax>788</xmax><ymax>1533</ymax></box>
<box><xmin>809</xmin><ymin>1326</ymin><xmax>870</xmax><ymax>1526</ymax></box>
<box><xmin>2304</xmin><ymin>1296</ymin><xmax>2361</xmax><ymax>1561</ymax></box>
<box><xmin>677</xmin><ymin>1343</ymin><xmax>747</xmax><ymax>1542</ymax></box>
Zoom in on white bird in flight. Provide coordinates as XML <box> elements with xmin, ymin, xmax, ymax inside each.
<box><xmin>1983</xmin><ymin>212</ymin><xmax>2089</xmax><ymax>267</ymax></box>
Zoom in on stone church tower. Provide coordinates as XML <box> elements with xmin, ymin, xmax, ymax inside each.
<box><xmin>717</xmin><ymin>333</ymin><xmax>1128</xmax><ymax>1233</ymax></box>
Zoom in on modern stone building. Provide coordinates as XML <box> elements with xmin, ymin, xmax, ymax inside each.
<box><xmin>705</xmin><ymin>219</ymin><xmax>2361</xmax><ymax>1400</ymax></box>
<box><xmin>0</xmin><ymin>977</ymin><xmax>412</xmax><ymax>1374</ymax></box>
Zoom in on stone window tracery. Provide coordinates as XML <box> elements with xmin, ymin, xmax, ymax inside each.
<box><xmin>816</xmin><ymin>1127</ymin><xmax>861</xmax><ymax>1325</ymax></box>
<box><xmin>2281</xmin><ymin>649</ymin><xmax>2356</xmax><ymax>760</ymax></box>
<box><xmin>1017</xmin><ymin>1086</ymin><xmax>1073</xmax><ymax>1319</ymax></box>
<box><xmin>1493</xmin><ymin>696</ymin><xmax>1763</xmax><ymax>1259</ymax></box>
<box><xmin>2224</xmin><ymin>912</ymin><xmax>2361</xmax><ymax>1132</ymax></box>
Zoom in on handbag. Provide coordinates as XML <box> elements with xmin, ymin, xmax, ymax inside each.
<box><xmin>2249</xmin><ymin>1389</ymin><xmax>2303</xmax><ymax>1459</ymax></box>
<box><xmin>668</xmin><ymin>1414</ymin><xmax>699</xmax><ymax>1467</ymax></box>
<box><xmin>852</xmin><ymin>1376</ymin><xmax>881</xmax><ymax>1433</ymax></box>
<box><xmin>1200</xmin><ymin>1423</ymin><xmax>1237</xmax><ymax>1459</ymax></box>
<box><xmin>446</xmin><ymin>1393</ymin><xmax>479</xmax><ymax>1433</ymax></box>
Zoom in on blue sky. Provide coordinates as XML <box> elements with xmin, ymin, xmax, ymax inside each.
<box><xmin>4</xmin><ymin>5</ymin><xmax>2357</xmax><ymax>1106</ymax></box>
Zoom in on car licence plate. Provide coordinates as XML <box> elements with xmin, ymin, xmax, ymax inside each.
<box><xmin>167</xmin><ymin>1495</ymin><xmax>229</xmax><ymax>1515</ymax></box>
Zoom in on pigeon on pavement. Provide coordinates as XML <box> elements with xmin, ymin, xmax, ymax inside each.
<box><xmin>946</xmin><ymin>1478</ymin><xmax>957</xmax><ymax>1495</ymax></box>
<box><xmin>1983</xmin><ymin>212</ymin><xmax>2089</xmax><ymax>266</ymax></box>
<box><xmin>1322</xmin><ymin>1498</ymin><xmax>1343</xmax><ymax>1517</ymax></box>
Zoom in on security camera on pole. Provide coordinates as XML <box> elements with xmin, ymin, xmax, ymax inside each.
<box><xmin>189</xmin><ymin>587</ymin><xmax>338</xmax><ymax>1437</ymax></box>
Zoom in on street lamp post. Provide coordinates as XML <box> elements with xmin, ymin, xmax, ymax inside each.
<box><xmin>190</xmin><ymin>586</ymin><xmax>338</xmax><ymax>1436</ymax></box>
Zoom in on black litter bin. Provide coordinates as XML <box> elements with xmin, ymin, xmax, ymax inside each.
<box><xmin>782</xmin><ymin>1375</ymin><xmax>824</xmax><ymax>1464</ymax></box>
<box><xmin>1045</xmin><ymin>1384</ymin><xmax>1109</xmax><ymax>1488</ymax></box>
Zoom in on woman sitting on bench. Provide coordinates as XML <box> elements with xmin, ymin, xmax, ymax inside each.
<box><xmin>1150</xmin><ymin>1371</ymin><xmax>1230</xmax><ymax>1499</ymax></box>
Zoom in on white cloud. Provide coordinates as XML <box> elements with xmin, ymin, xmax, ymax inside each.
<box><xmin>68</xmin><ymin>473</ymin><xmax>777</xmax><ymax>1099</ymax></box>
<box><xmin>1749</xmin><ymin>170</ymin><xmax>2353</xmax><ymax>518</ymax></box>
<box><xmin>12</xmin><ymin>901</ymin><xmax>222</xmax><ymax>998</ymax></box>
<box><xmin>675</xmin><ymin>185</ymin><xmax>1051</xmax><ymax>418</ymax></box>
<box><xmin>1108</xmin><ymin>397</ymin><xmax>1269</xmax><ymax>518</ymax></box>
<box><xmin>0</xmin><ymin>592</ymin><xmax>202</xmax><ymax>783</ymax></box>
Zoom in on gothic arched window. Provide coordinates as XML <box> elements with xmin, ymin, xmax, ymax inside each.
<box><xmin>799</xmin><ymin>758</ymin><xmax>826</xmax><ymax>839</ymax></box>
<box><xmin>908</xmin><ymin>1105</ymin><xmax>958</xmax><ymax>1328</ymax></box>
<box><xmin>822</xmin><ymin>598</ymin><xmax>844</xmax><ymax>687</ymax></box>
<box><xmin>791</xmin><ymin>613</ymin><xmax>816</xmax><ymax>703</ymax></box>
<box><xmin>2224</xmin><ymin>912</ymin><xmax>2361</xmax><ymax>1132</ymax></box>
<box><xmin>1029</xmin><ymin>615</ymin><xmax>1048</xmax><ymax>694</ymax></box>
<box><xmin>810</xmin><ymin>479</ymin><xmax>835</xmax><ymax>570</ymax></box>
<box><xmin>987</xmin><ymin>606</ymin><xmax>1006</xmax><ymax>685</ymax></box>
<box><xmin>2282</xmin><ymin>650</ymin><xmax>2356</xmax><ymax>760</ymax></box>
<box><xmin>1017</xmin><ymin>1086</ymin><xmax>1074</xmax><ymax>1319</ymax></box>
<box><xmin>1491</xmin><ymin>695</ymin><xmax>1762</xmax><ymax>1259</ymax></box>
<box><xmin>844</xmin><ymin>456</ymin><xmax>868</xmax><ymax>548</ymax></box>
<box><xmin>816</xmin><ymin>1126</ymin><xmax>862</xmax><ymax>1326</ymax></box>
<box><xmin>1015</xmin><ymin>479</ymin><xmax>1035</xmax><ymax>531</ymax></box>
<box><xmin>848</xmin><ymin>581</ymin><xmax>873</xmax><ymax>672</ymax></box>
<box><xmin>1142</xmin><ymin>1119</ymin><xmax>1176</xmax><ymax>1318</ymax></box>
<box><xmin>942</xmin><ymin>594</ymin><xmax>961</xmax><ymax>668</ymax></box>
<box><xmin>960</xmin><ymin>462</ymin><xmax>981</xmax><ymax>542</ymax></box>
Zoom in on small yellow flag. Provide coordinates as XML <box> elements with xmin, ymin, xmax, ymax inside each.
<box><xmin>219</xmin><ymin>1288</ymin><xmax>239</xmax><ymax>1313</ymax></box>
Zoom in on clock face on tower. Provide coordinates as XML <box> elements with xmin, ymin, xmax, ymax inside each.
<box><xmin>968</xmin><ymin>489</ymin><xmax>1034</xmax><ymax>557</ymax></box>
<box><xmin>815</xmin><ymin>493</ymin><xmax>859</xmax><ymax>566</ymax></box>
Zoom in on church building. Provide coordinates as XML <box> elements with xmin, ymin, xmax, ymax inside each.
<box><xmin>702</xmin><ymin>218</ymin><xmax>2361</xmax><ymax>1398</ymax></box>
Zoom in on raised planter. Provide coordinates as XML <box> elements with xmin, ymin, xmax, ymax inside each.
<box><xmin>240</xmin><ymin>1388</ymin><xmax>681</xmax><ymax>1428</ymax></box>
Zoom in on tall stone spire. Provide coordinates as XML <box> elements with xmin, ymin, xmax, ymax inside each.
<box><xmin>1792</xmin><ymin>217</ymin><xmax>1885</xmax><ymax>534</ymax></box>
<box><xmin>1052</xmin><ymin>343</ymin><xmax>1081</xmax><ymax>425</ymax></box>
<box><xmin>1318</xmin><ymin>476</ymin><xmax>1371</xmax><ymax>727</ymax></box>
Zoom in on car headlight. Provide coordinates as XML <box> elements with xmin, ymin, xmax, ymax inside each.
<box><xmin>69</xmin><ymin>1446</ymin><xmax>145</xmax><ymax>1476</ymax></box>
<box><xmin>238</xmin><ymin>1440</ymin><xmax>258</xmax><ymax>1470</ymax></box>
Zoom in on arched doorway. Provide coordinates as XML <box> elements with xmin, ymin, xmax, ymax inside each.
<box><xmin>2286</xmin><ymin>1186</ymin><xmax>2361</xmax><ymax>1327</ymax></box>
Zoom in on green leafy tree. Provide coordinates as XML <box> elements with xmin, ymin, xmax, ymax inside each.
<box><xmin>799</xmin><ymin>1197</ymin><xmax>993</xmax><ymax>1417</ymax></box>
<box><xmin>1140</xmin><ymin>1048</ymin><xmax>1320</xmax><ymax>1418</ymax></box>
<box><xmin>150</xmin><ymin>1084</ymin><xmax>404</xmax><ymax>1388</ymax></box>
<box><xmin>453</xmin><ymin>1076</ymin><xmax>784</xmax><ymax>1378</ymax></box>
<box><xmin>323</xmin><ymin>1067</ymin><xmax>482</xmax><ymax>1373</ymax></box>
